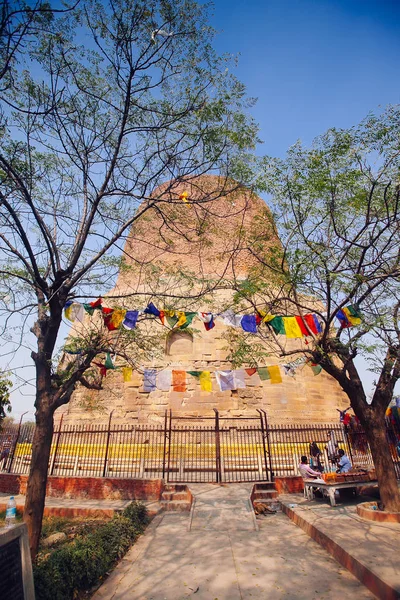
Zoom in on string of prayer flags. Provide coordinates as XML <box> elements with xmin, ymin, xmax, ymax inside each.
<box><xmin>123</xmin><ymin>310</ymin><xmax>139</xmax><ymax>330</ymax></box>
<box><xmin>157</xmin><ymin>370</ymin><xmax>172</xmax><ymax>391</ymax></box>
<box><xmin>122</xmin><ymin>367</ymin><xmax>133</xmax><ymax>382</ymax></box>
<box><xmin>143</xmin><ymin>369</ymin><xmax>157</xmax><ymax>392</ymax></box>
<box><xmin>172</xmin><ymin>370</ymin><xmax>187</xmax><ymax>392</ymax></box>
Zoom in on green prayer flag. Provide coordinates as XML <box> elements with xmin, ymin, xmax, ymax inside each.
<box><xmin>187</xmin><ymin>371</ymin><xmax>201</xmax><ymax>378</ymax></box>
<box><xmin>310</xmin><ymin>363</ymin><xmax>322</xmax><ymax>376</ymax></box>
<box><xmin>180</xmin><ymin>312</ymin><xmax>197</xmax><ymax>329</ymax></box>
<box><xmin>104</xmin><ymin>353</ymin><xmax>115</xmax><ymax>369</ymax></box>
<box><xmin>347</xmin><ymin>305</ymin><xmax>361</xmax><ymax>318</ymax></box>
<box><xmin>166</xmin><ymin>314</ymin><xmax>179</xmax><ymax>328</ymax></box>
<box><xmin>258</xmin><ymin>367</ymin><xmax>271</xmax><ymax>381</ymax></box>
<box><xmin>269</xmin><ymin>316</ymin><xmax>285</xmax><ymax>335</ymax></box>
<box><xmin>83</xmin><ymin>303</ymin><xmax>95</xmax><ymax>315</ymax></box>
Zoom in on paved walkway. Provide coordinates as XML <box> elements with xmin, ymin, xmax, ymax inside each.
<box><xmin>280</xmin><ymin>493</ymin><xmax>400</xmax><ymax>599</ymax></box>
<box><xmin>93</xmin><ymin>484</ymin><xmax>376</xmax><ymax>600</ymax></box>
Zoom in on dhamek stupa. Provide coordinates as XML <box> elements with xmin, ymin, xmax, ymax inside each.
<box><xmin>59</xmin><ymin>175</ymin><xmax>349</xmax><ymax>425</ymax></box>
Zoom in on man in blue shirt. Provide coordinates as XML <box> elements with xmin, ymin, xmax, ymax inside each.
<box><xmin>337</xmin><ymin>449</ymin><xmax>352</xmax><ymax>473</ymax></box>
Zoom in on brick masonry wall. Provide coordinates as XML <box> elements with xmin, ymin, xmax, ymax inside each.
<box><xmin>0</xmin><ymin>473</ymin><xmax>163</xmax><ymax>502</ymax></box>
<box><xmin>274</xmin><ymin>476</ymin><xmax>304</xmax><ymax>494</ymax></box>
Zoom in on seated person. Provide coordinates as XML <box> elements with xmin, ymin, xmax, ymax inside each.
<box><xmin>336</xmin><ymin>449</ymin><xmax>352</xmax><ymax>473</ymax></box>
<box><xmin>298</xmin><ymin>455</ymin><xmax>321</xmax><ymax>479</ymax></box>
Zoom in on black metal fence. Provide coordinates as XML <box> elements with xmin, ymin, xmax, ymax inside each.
<box><xmin>1</xmin><ymin>411</ymin><xmax>399</xmax><ymax>483</ymax></box>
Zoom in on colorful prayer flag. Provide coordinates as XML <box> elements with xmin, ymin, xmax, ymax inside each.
<box><xmin>64</xmin><ymin>302</ymin><xmax>85</xmax><ymax>323</ymax></box>
<box><xmin>283</xmin><ymin>316</ymin><xmax>303</xmax><ymax>338</ymax></box>
<box><xmin>172</xmin><ymin>370</ymin><xmax>187</xmax><ymax>392</ymax></box>
<box><xmin>310</xmin><ymin>363</ymin><xmax>322</xmax><ymax>376</ymax></box>
<box><xmin>198</xmin><ymin>312</ymin><xmax>215</xmax><ymax>330</ymax></box>
<box><xmin>144</xmin><ymin>302</ymin><xmax>160</xmax><ymax>317</ymax></box>
<box><xmin>104</xmin><ymin>353</ymin><xmax>115</xmax><ymax>369</ymax></box>
<box><xmin>215</xmin><ymin>370</ymin><xmax>236</xmax><ymax>391</ymax></box>
<box><xmin>245</xmin><ymin>368</ymin><xmax>257</xmax><ymax>376</ymax></box>
<box><xmin>199</xmin><ymin>371</ymin><xmax>212</xmax><ymax>392</ymax></box>
<box><xmin>241</xmin><ymin>314</ymin><xmax>257</xmax><ymax>333</ymax></box>
<box><xmin>157</xmin><ymin>370</ymin><xmax>172</xmax><ymax>391</ymax></box>
<box><xmin>295</xmin><ymin>316</ymin><xmax>309</xmax><ymax>336</ymax></box>
<box><xmin>343</xmin><ymin>306</ymin><xmax>361</xmax><ymax>326</ymax></box>
<box><xmin>122</xmin><ymin>367</ymin><xmax>133</xmax><ymax>382</ymax></box>
<box><xmin>123</xmin><ymin>310</ymin><xmax>139</xmax><ymax>330</ymax></box>
<box><xmin>268</xmin><ymin>365</ymin><xmax>282</xmax><ymax>384</ymax></box>
<box><xmin>143</xmin><ymin>369</ymin><xmax>157</xmax><ymax>392</ymax></box>
<box><xmin>257</xmin><ymin>367</ymin><xmax>271</xmax><ymax>381</ymax></box>
<box><xmin>269</xmin><ymin>316</ymin><xmax>285</xmax><ymax>335</ymax></box>
<box><xmin>234</xmin><ymin>369</ymin><xmax>246</xmax><ymax>388</ymax></box>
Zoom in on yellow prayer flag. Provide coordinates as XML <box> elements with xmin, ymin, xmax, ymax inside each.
<box><xmin>267</xmin><ymin>365</ymin><xmax>282</xmax><ymax>384</ymax></box>
<box><xmin>179</xmin><ymin>191</ymin><xmax>190</xmax><ymax>205</ymax></box>
<box><xmin>199</xmin><ymin>371</ymin><xmax>212</xmax><ymax>392</ymax></box>
<box><xmin>110</xmin><ymin>308</ymin><xmax>127</xmax><ymax>329</ymax></box>
<box><xmin>122</xmin><ymin>367</ymin><xmax>133</xmax><ymax>382</ymax></box>
<box><xmin>342</xmin><ymin>307</ymin><xmax>361</xmax><ymax>326</ymax></box>
<box><xmin>259</xmin><ymin>310</ymin><xmax>275</xmax><ymax>323</ymax></box>
<box><xmin>175</xmin><ymin>311</ymin><xmax>187</xmax><ymax>328</ymax></box>
<box><xmin>283</xmin><ymin>316</ymin><xmax>303</xmax><ymax>338</ymax></box>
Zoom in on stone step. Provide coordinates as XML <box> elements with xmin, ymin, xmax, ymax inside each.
<box><xmin>164</xmin><ymin>484</ymin><xmax>187</xmax><ymax>492</ymax></box>
<box><xmin>253</xmin><ymin>489</ymin><xmax>278</xmax><ymax>499</ymax></box>
<box><xmin>160</xmin><ymin>500</ymin><xmax>192</xmax><ymax>512</ymax></box>
<box><xmin>161</xmin><ymin>491</ymin><xmax>174</xmax><ymax>501</ymax></box>
<box><xmin>253</xmin><ymin>482</ymin><xmax>275</xmax><ymax>491</ymax></box>
<box><xmin>253</xmin><ymin>498</ymin><xmax>279</xmax><ymax>506</ymax></box>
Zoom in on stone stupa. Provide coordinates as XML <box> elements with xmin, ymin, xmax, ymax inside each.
<box><xmin>59</xmin><ymin>175</ymin><xmax>349</xmax><ymax>425</ymax></box>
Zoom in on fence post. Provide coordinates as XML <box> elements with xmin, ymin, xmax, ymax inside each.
<box><xmin>261</xmin><ymin>410</ymin><xmax>274</xmax><ymax>481</ymax></box>
<box><xmin>102</xmin><ymin>410</ymin><xmax>114</xmax><ymax>478</ymax></box>
<box><xmin>166</xmin><ymin>410</ymin><xmax>172</xmax><ymax>483</ymax></box>
<box><xmin>50</xmin><ymin>414</ymin><xmax>64</xmax><ymax>476</ymax></box>
<box><xmin>214</xmin><ymin>408</ymin><xmax>222</xmax><ymax>483</ymax></box>
<box><xmin>8</xmin><ymin>412</ymin><xmax>27</xmax><ymax>473</ymax></box>
<box><xmin>257</xmin><ymin>409</ymin><xmax>269</xmax><ymax>481</ymax></box>
<box><xmin>162</xmin><ymin>410</ymin><xmax>168</xmax><ymax>479</ymax></box>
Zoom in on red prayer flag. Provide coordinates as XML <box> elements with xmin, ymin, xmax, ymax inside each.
<box><xmin>245</xmin><ymin>368</ymin><xmax>257</xmax><ymax>376</ymax></box>
<box><xmin>304</xmin><ymin>314</ymin><xmax>319</xmax><ymax>335</ymax></box>
<box><xmin>295</xmin><ymin>316</ymin><xmax>309</xmax><ymax>336</ymax></box>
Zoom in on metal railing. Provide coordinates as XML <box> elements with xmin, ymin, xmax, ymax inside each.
<box><xmin>1</xmin><ymin>411</ymin><xmax>399</xmax><ymax>483</ymax></box>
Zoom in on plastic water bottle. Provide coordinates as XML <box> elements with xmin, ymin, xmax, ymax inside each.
<box><xmin>5</xmin><ymin>496</ymin><xmax>16</xmax><ymax>527</ymax></box>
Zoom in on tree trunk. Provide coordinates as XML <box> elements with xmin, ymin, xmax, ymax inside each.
<box><xmin>23</xmin><ymin>405</ymin><xmax>54</xmax><ymax>560</ymax></box>
<box><xmin>364</xmin><ymin>413</ymin><xmax>400</xmax><ymax>512</ymax></box>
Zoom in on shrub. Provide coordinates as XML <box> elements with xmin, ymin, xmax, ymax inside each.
<box><xmin>34</xmin><ymin>502</ymin><xmax>148</xmax><ymax>600</ymax></box>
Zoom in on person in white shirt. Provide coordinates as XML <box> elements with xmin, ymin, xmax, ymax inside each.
<box><xmin>298</xmin><ymin>456</ymin><xmax>321</xmax><ymax>479</ymax></box>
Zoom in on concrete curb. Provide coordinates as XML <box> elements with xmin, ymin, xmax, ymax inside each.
<box><xmin>281</xmin><ymin>501</ymin><xmax>399</xmax><ymax>600</ymax></box>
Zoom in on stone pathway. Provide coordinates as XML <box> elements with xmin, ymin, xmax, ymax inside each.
<box><xmin>93</xmin><ymin>483</ymin><xmax>376</xmax><ymax>600</ymax></box>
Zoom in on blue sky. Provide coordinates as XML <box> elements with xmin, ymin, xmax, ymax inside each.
<box><xmin>211</xmin><ymin>0</ymin><xmax>400</xmax><ymax>157</ymax></box>
<box><xmin>6</xmin><ymin>0</ymin><xmax>400</xmax><ymax>418</ymax></box>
